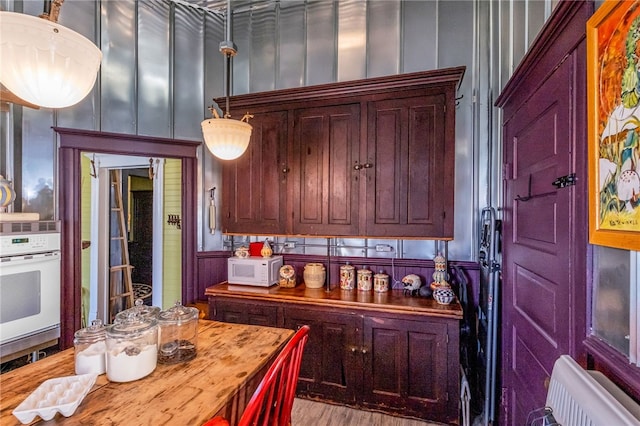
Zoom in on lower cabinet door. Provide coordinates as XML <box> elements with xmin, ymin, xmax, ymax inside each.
<box><xmin>284</xmin><ymin>307</ymin><xmax>361</xmax><ymax>404</ymax></box>
<box><xmin>361</xmin><ymin>315</ymin><xmax>452</xmax><ymax>422</ymax></box>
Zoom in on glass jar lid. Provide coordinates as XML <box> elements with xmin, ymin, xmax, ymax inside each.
<box><xmin>115</xmin><ymin>298</ymin><xmax>161</xmax><ymax>322</ymax></box>
<box><xmin>158</xmin><ymin>301</ymin><xmax>199</xmax><ymax>325</ymax></box>
<box><xmin>107</xmin><ymin>311</ymin><xmax>158</xmax><ymax>338</ymax></box>
<box><xmin>74</xmin><ymin>319</ymin><xmax>106</xmax><ymax>342</ymax></box>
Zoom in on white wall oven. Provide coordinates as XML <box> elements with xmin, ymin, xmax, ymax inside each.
<box><xmin>0</xmin><ymin>222</ymin><xmax>60</xmax><ymax>361</ymax></box>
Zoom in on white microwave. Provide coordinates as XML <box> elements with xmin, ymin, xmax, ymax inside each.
<box><xmin>227</xmin><ymin>256</ymin><xmax>283</xmax><ymax>287</ymax></box>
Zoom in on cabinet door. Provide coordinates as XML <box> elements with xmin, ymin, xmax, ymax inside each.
<box><xmin>284</xmin><ymin>306</ymin><xmax>361</xmax><ymax>403</ymax></box>
<box><xmin>291</xmin><ymin>104</ymin><xmax>360</xmax><ymax>235</ymax></box>
<box><xmin>361</xmin><ymin>315</ymin><xmax>453</xmax><ymax>422</ymax></box>
<box><xmin>365</xmin><ymin>94</ymin><xmax>452</xmax><ymax>237</ymax></box>
<box><xmin>211</xmin><ymin>298</ymin><xmax>278</xmax><ymax>327</ymax></box>
<box><xmin>221</xmin><ymin>110</ymin><xmax>288</xmax><ymax>234</ymax></box>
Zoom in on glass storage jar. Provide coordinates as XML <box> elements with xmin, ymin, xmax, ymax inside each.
<box><xmin>74</xmin><ymin>319</ymin><xmax>107</xmax><ymax>375</ymax></box>
<box><xmin>157</xmin><ymin>301</ymin><xmax>199</xmax><ymax>364</ymax></box>
<box><xmin>105</xmin><ymin>311</ymin><xmax>158</xmax><ymax>382</ymax></box>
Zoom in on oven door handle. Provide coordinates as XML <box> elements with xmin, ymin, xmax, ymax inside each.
<box><xmin>1</xmin><ymin>251</ymin><xmax>61</xmax><ymax>265</ymax></box>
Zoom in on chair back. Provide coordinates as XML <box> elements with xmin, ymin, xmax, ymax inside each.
<box><xmin>239</xmin><ymin>325</ymin><xmax>310</xmax><ymax>426</ymax></box>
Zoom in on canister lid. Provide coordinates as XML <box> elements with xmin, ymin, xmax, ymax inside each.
<box><xmin>74</xmin><ymin>318</ymin><xmax>106</xmax><ymax>341</ymax></box>
<box><xmin>158</xmin><ymin>301</ymin><xmax>199</xmax><ymax>325</ymax></box>
<box><xmin>107</xmin><ymin>311</ymin><xmax>157</xmax><ymax>338</ymax></box>
<box><xmin>115</xmin><ymin>298</ymin><xmax>161</xmax><ymax>322</ymax></box>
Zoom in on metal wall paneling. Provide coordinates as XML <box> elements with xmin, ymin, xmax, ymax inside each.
<box><xmin>203</xmin><ymin>10</ymin><xmax>225</xmax><ymax>106</ymax></box>
<box><xmin>401</xmin><ymin>0</ymin><xmax>438</xmax><ymax>73</ymax></box>
<box><xmin>527</xmin><ymin>0</ymin><xmax>546</xmax><ymax>50</ymax></box>
<box><xmin>21</xmin><ymin>107</ymin><xmax>55</xmax><ymax>219</ymax></box>
<box><xmin>305</xmin><ymin>1</ymin><xmax>336</xmax><ymax>86</ymax></box>
<box><xmin>277</xmin><ymin>1</ymin><xmax>305</xmax><ymax>90</ymax></box>
<box><xmin>233</xmin><ymin>7</ymin><xmax>251</xmax><ymax>95</ymax></box>
<box><xmin>337</xmin><ymin>0</ymin><xmax>366</xmax><ymax>82</ymax></box>
<box><xmin>173</xmin><ymin>3</ymin><xmax>205</xmax><ymax>140</ymax></box>
<box><xmin>138</xmin><ymin>0</ymin><xmax>171</xmax><ymax>138</ymax></box>
<box><xmin>56</xmin><ymin>0</ymin><xmax>100</xmax><ymax>131</ymax></box>
<box><xmin>100</xmin><ymin>1</ymin><xmax>137</xmax><ymax>134</ymax></box>
<box><xmin>499</xmin><ymin>0</ymin><xmax>511</xmax><ymax>90</ymax></box>
<box><xmin>511</xmin><ymin>0</ymin><xmax>526</xmax><ymax>74</ymax></box>
<box><xmin>249</xmin><ymin>3</ymin><xmax>277</xmax><ymax>93</ymax></box>
<box><xmin>366</xmin><ymin>0</ymin><xmax>400</xmax><ymax>78</ymax></box>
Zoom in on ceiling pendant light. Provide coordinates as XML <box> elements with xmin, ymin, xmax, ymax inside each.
<box><xmin>0</xmin><ymin>0</ymin><xmax>102</xmax><ymax>109</ymax></box>
<box><xmin>201</xmin><ymin>0</ymin><xmax>253</xmax><ymax>161</ymax></box>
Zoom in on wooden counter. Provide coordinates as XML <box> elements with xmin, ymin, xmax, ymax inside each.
<box><xmin>206</xmin><ymin>282</ymin><xmax>463</xmax><ymax>424</ymax></box>
<box><xmin>0</xmin><ymin>320</ymin><xmax>293</xmax><ymax>425</ymax></box>
<box><xmin>205</xmin><ymin>282</ymin><xmax>463</xmax><ymax>319</ymax></box>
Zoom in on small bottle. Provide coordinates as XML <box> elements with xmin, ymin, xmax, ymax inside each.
<box><xmin>74</xmin><ymin>319</ymin><xmax>107</xmax><ymax>375</ymax></box>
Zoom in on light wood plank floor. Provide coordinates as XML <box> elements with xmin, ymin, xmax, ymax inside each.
<box><xmin>291</xmin><ymin>398</ymin><xmax>449</xmax><ymax>426</ymax></box>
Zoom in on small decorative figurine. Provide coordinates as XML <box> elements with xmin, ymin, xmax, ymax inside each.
<box><xmin>402</xmin><ymin>274</ymin><xmax>422</xmax><ymax>296</ymax></box>
<box><xmin>278</xmin><ymin>265</ymin><xmax>297</xmax><ymax>288</ymax></box>
<box><xmin>260</xmin><ymin>240</ymin><xmax>273</xmax><ymax>258</ymax></box>
<box><xmin>234</xmin><ymin>246</ymin><xmax>249</xmax><ymax>258</ymax></box>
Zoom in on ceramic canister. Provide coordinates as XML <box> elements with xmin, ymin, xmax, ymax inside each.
<box><xmin>373</xmin><ymin>271</ymin><xmax>389</xmax><ymax>293</ymax></box>
<box><xmin>357</xmin><ymin>267</ymin><xmax>373</xmax><ymax>291</ymax></box>
<box><xmin>340</xmin><ymin>263</ymin><xmax>355</xmax><ymax>290</ymax></box>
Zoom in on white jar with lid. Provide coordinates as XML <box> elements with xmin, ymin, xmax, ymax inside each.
<box><xmin>105</xmin><ymin>311</ymin><xmax>158</xmax><ymax>382</ymax></box>
<box><xmin>74</xmin><ymin>319</ymin><xmax>107</xmax><ymax>375</ymax></box>
<box><xmin>157</xmin><ymin>301</ymin><xmax>199</xmax><ymax>364</ymax></box>
<box><xmin>374</xmin><ymin>271</ymin><xmax>389</xmax><ymax>293</ymax></box>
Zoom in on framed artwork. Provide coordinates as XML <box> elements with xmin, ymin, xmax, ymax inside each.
<box><xmin>587</xmin><ymin>0</ymin><xmax>640</xmax><ymax>251</ymax></box>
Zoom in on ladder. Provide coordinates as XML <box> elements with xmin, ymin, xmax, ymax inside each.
<box><xmin>109</xmin><ymin>170</ymin><xmax>134</xmax><ymax>320</ymax></box>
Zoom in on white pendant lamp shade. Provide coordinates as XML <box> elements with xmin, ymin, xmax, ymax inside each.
<box><xmin>201</xmin><ymin>117</ymin><xmax>252</xmax><ymax>160</ymax></box>
<box><xmin>0</xmin><ymin>11</ymin><xmax>102</xmax><ymax>109</ymax></box>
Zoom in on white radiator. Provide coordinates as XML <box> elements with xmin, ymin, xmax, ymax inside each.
<box><xmin>544</xmin><ymin>355</ymin><xmax>640</xmax><ymax>426</ymax></box>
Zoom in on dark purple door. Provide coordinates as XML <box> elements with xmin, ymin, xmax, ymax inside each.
<box><xmin>501</xmin><ymin>58</ymin><xmax>574</xmax><ymax>424</ymax></box>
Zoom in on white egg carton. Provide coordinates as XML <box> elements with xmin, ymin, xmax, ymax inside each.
<box><xmin>12</xmin><ymin>373</ymin><xmax>97</xmax><ymax>424</ymax></box>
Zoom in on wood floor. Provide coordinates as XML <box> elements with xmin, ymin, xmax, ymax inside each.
<box><xmin>291</xmin><ymin>398</ymin><xmax>448</xmax><ymax>426</ymax></box>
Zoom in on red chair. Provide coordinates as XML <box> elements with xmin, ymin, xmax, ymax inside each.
<box><xmin>203</xmin><ymin>325</ymin><xmax>310</xmax><ymax>426</ymax></box>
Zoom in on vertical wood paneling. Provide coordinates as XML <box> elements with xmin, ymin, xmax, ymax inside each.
<box><xmin>163</xmin><ymin>158</ymin><xmax>182</xmax><ymax>308</ymax></box>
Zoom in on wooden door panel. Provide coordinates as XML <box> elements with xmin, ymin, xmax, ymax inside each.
<box><xmin>292</xmin><ymin>104</ymin><xmax>360</xmax><ymax>235</ymax></box>
<box><xmin>283</xmin><ymin>307</ymin><xmax>360</xmax><ymax>403</ymax></box>
<box><xmin>502</xmin><ymin>57</ymin><xmax>573</xmax><ymax>424</ymax></box>
<box><xmin>366</xmin><ymin>94</ymin><xmax>447</xmax><ymax>237</ymax></box>
<box><xmin>221</xmin><ymin>110</ymin><xmax>287</xmax><ymax>234</ymax></box>
<box><xmin>362</xmin><ymin>316</ymin><xmax>449</xmax><ymax>414</ymax></box>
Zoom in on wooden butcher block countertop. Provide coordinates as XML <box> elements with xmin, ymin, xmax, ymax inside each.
<box><xmin>206</xmin><ymin>282</ymin><xmax>463</xmax><ymax>320</ymax></box>
<box><xmin>0</xmin><ymin>320</ymin><xmax>293</xmax><ymax>425</ymax></box>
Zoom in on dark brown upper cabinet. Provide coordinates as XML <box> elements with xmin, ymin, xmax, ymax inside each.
<box><xmin>218</xmin><ymin>66</ymin><xmax>464</xmax><ymax>239</ymax></box>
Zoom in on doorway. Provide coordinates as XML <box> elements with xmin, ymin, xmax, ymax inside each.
<box><xmin>85</xmin><ymin>154</ymin><xmax>166</xmax><ymax>323</ymax></box>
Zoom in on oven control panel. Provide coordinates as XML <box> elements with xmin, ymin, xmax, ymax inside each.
<box><xmin>0</xmin><ymin>233</ymin><xmax>61</xmax><ymax>257</ymax></box>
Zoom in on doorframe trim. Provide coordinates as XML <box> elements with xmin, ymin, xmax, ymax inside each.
<box><xmin>56</xmin><ymin>127</ymin><xmax>200</xmax><ymax>349</ymax></box>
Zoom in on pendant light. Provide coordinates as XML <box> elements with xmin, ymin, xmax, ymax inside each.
<box><xmin>0</xmin><ymin>0</ymin><xmax>102</xmax><ymax>109</ymax></box>
<box><xmin>201</xmin><ymin>0</ymin><xmax>253</xmax><ymax>161</ymax></box>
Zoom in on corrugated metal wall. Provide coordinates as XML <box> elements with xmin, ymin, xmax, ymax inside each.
<box><xmin>0</xmin><ymin>0</ymin><xmax>556</xmax><ymax>262</ymax></box>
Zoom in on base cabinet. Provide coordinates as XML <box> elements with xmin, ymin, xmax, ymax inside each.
<box><xmin>209</xmin><ymin>295</ymin><xmax>460</xmax><ymax>424</ymax></box>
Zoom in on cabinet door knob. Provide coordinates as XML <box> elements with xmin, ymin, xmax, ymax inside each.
<box><xmin>282</xmin><ymin>167</ymin><xmax>290</xmax><ymax>174</ymax></box>
<box><xmin>353</xmin><ymin>164</ymin><xmax>363</xmax><ymax>171</ymax></box>
<box><xmin>361</xmin><ymin>348</ymin><xmax>368</xmax><ymax>354</ymax></box>
<box><xmin>350</xmin><ymin>347</ymin><xmax>358</xmax><ymax>353</ymax></box>
<box><xmin>363</xmin><ymin>163</ymin><xmax>373</xmax><ymax>169</ymax></box>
